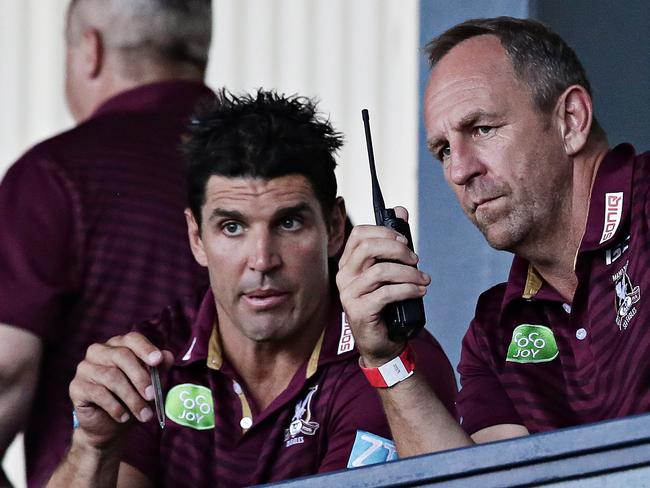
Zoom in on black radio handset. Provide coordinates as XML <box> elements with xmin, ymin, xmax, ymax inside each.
<box><xmin>361</xmin><ymin>109</ymin><xmax>426</xmax><ymax>342</ymax></box>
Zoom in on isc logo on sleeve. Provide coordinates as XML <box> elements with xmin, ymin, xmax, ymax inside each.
<box><xmin>347</xmin><ymin>430</ymin><xmax>398</xmax><ymax>468</ymax></box>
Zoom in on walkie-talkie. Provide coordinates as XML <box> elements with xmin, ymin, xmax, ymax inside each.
<box><xmin>361</xmin><ymin>109</ymin><xmax>426</xmax><ymax>342</ymax></box>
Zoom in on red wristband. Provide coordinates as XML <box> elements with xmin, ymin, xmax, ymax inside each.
<box><xmin>360</xmin><ymin>344</ymin><xmax>416</xmax><ymax>388</ymax></box>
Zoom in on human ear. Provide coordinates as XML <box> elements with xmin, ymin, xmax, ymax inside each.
<box><xmin>185</xmin><ymin>209</ymin><xmax>208</xmax><ymax>267</ymax></box>
<box><xmin>326</xmin><ymin>197</ymin><xmax>347</xmax><ymax>258</ymax></box>
<box><xmin>80</xmin><ymin>28</ymin><xmax>103</xmax><ymax>79</ymax></box>
<box><xmin>556</xmin><ymin>85</ymin><xmax>593</xmax><ymax>156</ymax></box>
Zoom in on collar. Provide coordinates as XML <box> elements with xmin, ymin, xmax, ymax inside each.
<box><xmin>502</xmin><ymin>256</ymin><xmax>557</xmax><ymax>305</ymax></box>
<box><xmin>175</xmin><ymin>290</ymin><xmax>356</xmax><ymax>378</ymax></box>
<box><xmin>501</xmin><ymin>144</ymin><xmax>637</xmax><ymax>305</ymax></box>
<box><xmin>90</xmin><ymin>80</ymin><xmax>214</xmax><ymax>120</ymax></box>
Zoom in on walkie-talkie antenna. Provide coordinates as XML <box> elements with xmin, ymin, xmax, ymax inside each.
<box><xmin>361</xmin><ymin>109</ymin><xmax>386</xmax><ymax>225</ymax></box>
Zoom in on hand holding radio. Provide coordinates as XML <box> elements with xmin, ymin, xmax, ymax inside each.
<box><xmin>335</xmin><ymin>109</ymin><xmax>429</xmax><ymax>363</ymax></box>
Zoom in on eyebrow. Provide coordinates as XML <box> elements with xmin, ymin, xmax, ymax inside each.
<box><xmin>427</xmin><ymin>109</ymin><xmax>499</xmax><ymax>153</ymax></box>
<box><xmin>207</xmin><ymin>202</ymin><xmax>314</xmax><ymax>223</ymax></box>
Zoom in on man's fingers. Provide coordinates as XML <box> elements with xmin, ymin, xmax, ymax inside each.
<box><xmin>106</xmin><ymin>332</ymin><xmax>163</xmax><ymax>366</ymax></box>
<box><xmin>84</xmin><ymin>343</ymin><xmax>153</xmax><ymax>402</ymax></box>
<box><xmin>338</xmin><ymin>236</ymin><xmax>419</xmax><ymax>285</ymax></box>
<box><xmin>394</xmin><ymin>206</ymin><xmax>409</xmax><ymax>222</ymax></box>
<box><xmin>342</xmin><ymin>261</ymin><xmax>429</xmax><ymax>300</ymax></box>
<box><xmin>367</xmin><ymin>282</ymin><xmax>428</xmax><ymax>310</ymax></box>
<box><xmin>339</xmin><ymin>225</ymin><xmax>410</xmax><ymax>268</ymax></box>
<box><xmin>71</xmin><ymin>380</ymin><xmax>131</xmax><ymax>424</ymax></box>
<box><xmin>74</xmin><ymin>361</ymin><xmax>153</xmax><ymax>422</ymax></box>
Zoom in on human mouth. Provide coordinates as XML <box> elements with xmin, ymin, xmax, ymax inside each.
<box><xmin>242</xmin><ymin>289</ymin><xmax>290</xmax><ymax>310</ymax></box>
<box><xmin>471</xmin><ymin>195</ymin><xmax>503</xmax><ymax>213</ymax></box>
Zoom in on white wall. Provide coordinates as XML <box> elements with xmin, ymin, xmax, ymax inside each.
<box><xmin>0</xmin><ymin>1</ymin><xmax>420</xmax><ymax>486</ymax></box>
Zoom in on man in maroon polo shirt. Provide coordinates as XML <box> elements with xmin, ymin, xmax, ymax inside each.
<box><xmin>46</xmin><ymin>90</ymin><xmax>457</xmax><ymax>487</ymax></box>
<box><xmin>337</xmin><ymin>16</ymin><xmax>650</xmax><ymax>456</ymax></box>
<box><xmin>0</xmin><ymin>1</ymin><xmax>212</xmax><ymax>486</ymax></box>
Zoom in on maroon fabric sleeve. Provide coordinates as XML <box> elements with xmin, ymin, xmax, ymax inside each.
<box><xmin>317</xmin><ymin>363</ymin><xmax>393</xmax><ymax>473</ymax></box>
<box><xmin>456</xmin><ymin>322</ymin><xmax>522</xmax><ymax>435</ymax></box>
<box><xmin>121</xmin><ymin>418</ymin><xmax>161</xmax><ymax>484</ymax></box>
<box><xmin>0</xmin><ymin>148</ymin><xmax>79</xmax><ymax>342</ymax></box>
<box><xmin>410</xmin><ymin>330</ymin><xmax>459</xmax><ymax>419</ymax></box>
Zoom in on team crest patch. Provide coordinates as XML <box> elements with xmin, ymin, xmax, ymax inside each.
<box><xmin>284</xmin><ymin>386</ymin><xmax>320</xmax><ymax>447</ymax></box>
<box><xmin>599</xmin><ymin>192</ymin><xmax>623</xmax><ymax>244</ymax></box>
<box><xmin>612</xmin><ymin>261</ymin><xmax>640</xmax><ymax>330</ymax></box>
<box><xmin>347</xmin><ymin>431</ymin><xmax>398</xmax><ymax>468</ymax></box>
<box><xmin>165</xmin><ymin>383</ymin><xmax>215</xmax><ymax>430</ymax></box>
<box><xmin>506</xmin><ymin>324</ymin><xmax>558</xmax><ymax>363</ymax></box>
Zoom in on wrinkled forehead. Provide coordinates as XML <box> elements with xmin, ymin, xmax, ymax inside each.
<box><xmin>202</xmin><ymin>174</ymin><xmax>323</xmax><ymax>216</ymax></box>
<box><xmin>423</xmin><ymin>36</ymin><xmax>530</xmax><ymax>129</ymax></box>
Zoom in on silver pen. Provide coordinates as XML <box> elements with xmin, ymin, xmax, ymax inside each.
<box><xmin>149</xmin><ymin>366</ymin><xmax>165</xmax><ymax>429</ymax></box>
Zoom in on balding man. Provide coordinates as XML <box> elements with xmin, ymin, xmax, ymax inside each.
<box><xmin>0</xmin><ymin>1</ymin><xmax>212</xmax><ymax>485</ymax></box>
<box><xmin>338</xmin><ymin>16</ymin><xmax>650</xmax><ymax>456</ymax></box>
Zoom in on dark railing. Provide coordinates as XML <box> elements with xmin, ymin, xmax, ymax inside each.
<box><xmin>265</xmin><ymin>413</ymin><xmax>650</xmax><ymax>487</ymax></box>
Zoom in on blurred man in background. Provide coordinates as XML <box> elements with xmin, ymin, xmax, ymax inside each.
<box><xmin>0</xmin><ymin>1</ymin><xmax>212</xmax><ymax>485</ymax></box>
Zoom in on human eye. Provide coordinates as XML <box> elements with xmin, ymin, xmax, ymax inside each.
<box><xmin>473</xmin><ymin>126</ymin><xmax>493</xmax><ymax>137</ymax></box>
<box><xmin>436</xmin><ymin>144</ymin><xmax>451</xmax><ymax>164</ymax></box>
<box><xmin>278</xmin><ymin>216</ymin><xmax>303</xmax><ymax>231</ymax></box>
<box><xmin>221</xmin><ymin>221</ymin><xmax>244</xmax><ymax>236</ymax></box>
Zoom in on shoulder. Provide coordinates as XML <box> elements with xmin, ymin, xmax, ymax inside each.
<box><xmin>473</xmin><ymin>283</ymin><xmax>508</xmax><ymax>327</ymax></box>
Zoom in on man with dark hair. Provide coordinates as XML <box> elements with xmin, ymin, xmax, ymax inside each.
<box><xmin>47</xmin><ymin>90</ymin><xmax>457</xmax><ymax>487</ymax></box>
<box><xmin>0</xmin><ymin>1</ymin><xmax>212</xmax><ymax>486</ymax></box>
<box><xmin>338</xmin><ymin>16</ymin><xmax>650</xmax><ymax>456</ymax></box>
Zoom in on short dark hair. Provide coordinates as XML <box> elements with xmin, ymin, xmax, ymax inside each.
<box><xmin>425</xmin><ymin>16</ymin><xmax>603</xmax><ymax>134</ymax></box>
<box><xmin>183</xmin><ymin>89</ymin><xmax>344</xmax><ymax>226</ymax></box>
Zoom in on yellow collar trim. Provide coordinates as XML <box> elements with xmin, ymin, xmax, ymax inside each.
<box><xmin>207</xmin><ymin>320</ymin><xmax>223</xmax><ymax>370</ymax></box>
<box><xmin>306</xmin><ymin>329</ymin><xmax>325</xmax><ymax>379</ymax></box>
<box><xmin>207</xmin><ymin>320</ymin><xmax>326</xmax><ymax>378</ymax></box>
<box><xmin>522</xmin><ymin>264</ymin><xmax>543</xmax><ymax>299</ymax></box>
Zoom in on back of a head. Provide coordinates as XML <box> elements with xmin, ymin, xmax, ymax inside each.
<box><xmin>425</xmin><ymin>16</ymin><xmax>605</xmax><ymax>137</ymax></box>
<box><xmin>183</xmin><ymin>89</ymin><xmax>344</xmax><ymax>226</ymax></box>
<box><xmin>69</xmin><ymin>0</ymin><xmax>212</xmax><ymax>78</ymax></box>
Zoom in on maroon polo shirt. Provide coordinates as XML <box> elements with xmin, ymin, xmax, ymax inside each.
<box><xmin>122</xmin><ymin>289</ymin><xmax>457</xmax><ymax>487</ymax></box>
<box><xmin>0</xmin><ymin>81</ymin><xmax>212</xmax><ymax>487</ymax></box>
<box><xmin>457</xmin><ymin>144</ymin><xmax>650</xmax><ymax>435</ymax></box>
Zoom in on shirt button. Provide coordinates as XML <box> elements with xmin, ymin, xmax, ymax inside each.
<box><xmin>576</xmin><ymin>328</ymin><xmax>587</xmax><ymax>340</ymax></box>
<box><xmin>562</xmin><ymin>303</ymin><xmax>572</xmax><ymax>313</ymax></box>
<box><xmin>240</xmin><ymin>417</ymin><xmax>253</xmax><ymax>429</ymax></box>
<box><xmin>232</xmin><ymin>381</ymin><xmax>242</xmax><ymax>395</ymax></box>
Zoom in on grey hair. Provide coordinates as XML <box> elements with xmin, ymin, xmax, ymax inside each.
<box><xmin>69</xmin><ymin>0</ymin><xmax>212</xmax><ymax>69</ymax></box>
<box><xmin>425</xmin><ymin>16</ymin><xmax>605</xmax><ymax>138</ymax></box>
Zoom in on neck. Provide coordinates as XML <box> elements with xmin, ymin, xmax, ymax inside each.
<box><xmin>81</xmin><ymin>60</ymin><xmax>203</xmax><ymax>122</ymax></box>
<box><xmin>526</xmin><ymin>138</ymin><xmax>611</xmax><ymax>301</ymax></box>
<box><xmin>218</xmin><ymin>296</ymin><xmax>331</xmax><ymax>411</ymax></box>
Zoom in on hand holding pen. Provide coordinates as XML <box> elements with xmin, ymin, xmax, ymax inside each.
<box><xmin>69</xmin><ymin>332</ymin><xmax>173</xmax><ymax>449</ymax></box>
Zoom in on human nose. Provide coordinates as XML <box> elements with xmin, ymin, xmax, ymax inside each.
<box><xmin>246</xmin><ymin>229</ymin><xmax>282</xmax><ymax>273</ymax></box>
<box><xmin>447</xmin><ymin>139</ymin><xmax>485</xmax><ymax>187</ymax></box>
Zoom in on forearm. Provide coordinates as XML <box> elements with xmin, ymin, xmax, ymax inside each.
<box><xmin>0</xmin><ymin>378</ymin><xmax>33</xmax><ymax>456</ymax></box>
<box><xmin>47</xmin><ymin>431</ymin><xmax>122</xmax><ymax>488</ymax></box>
<box><xmin>377</xmin><ymin>372</ymin><xmax>473</xmax><ymax>457</ymax></box>
<box><xmin>0</xmin><ymin>325</ymin><xmax>41</xmax><ymax>456</ymax></box>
